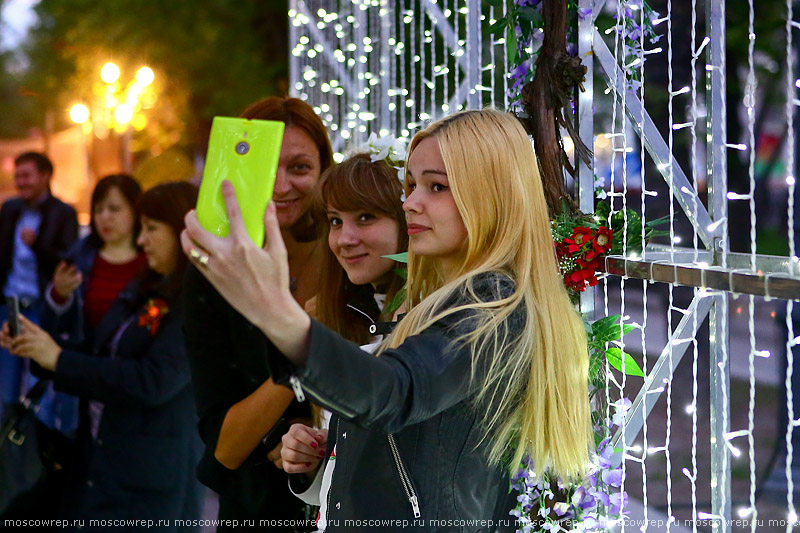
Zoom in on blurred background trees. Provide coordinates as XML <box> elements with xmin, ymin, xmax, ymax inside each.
<box><xmin>0</xmin><ymin>0</ymin><xmax>289</xmax><ymax>201</ymax></box>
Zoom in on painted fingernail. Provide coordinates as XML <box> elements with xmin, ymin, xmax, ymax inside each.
<box><xmin>305</xmin><ymin>462</ymin><xmax>312</xmax><ymax>467</ymax></box>
<box><xmin>310</xmin><ymin>441</ymin><xmax>318</xmax><ymax>449</ymax></box>
<box><xmin>318</xmin><ymin>451</ymin><xmax>326</xmax><ymax>458</ymax></box>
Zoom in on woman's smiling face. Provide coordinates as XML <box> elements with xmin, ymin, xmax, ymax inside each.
<box><xmin>272</xmin><ymin>126</ymin><xmax>322</xmax><ymax>229</ymax></box>
<box><xmin>327</xmin><ymin>209</ymin><xmax>400</xmax><ymax>288</ymax></box>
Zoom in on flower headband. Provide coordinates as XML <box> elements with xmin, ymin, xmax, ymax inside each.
<box><xmin>346</xmin><ymin>132</ymin><xmax>408</xmax><ymax>200</ymax></box>
<box><xmin>347</xmin><ymin>132</ymin><xmax>407</xmax><ymax>180</ymax></box>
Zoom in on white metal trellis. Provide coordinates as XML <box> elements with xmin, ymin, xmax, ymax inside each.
<box><xmin>289</xmin><ymin>1</ymin><xmax>800</xmax><ymax>531</ymax></box>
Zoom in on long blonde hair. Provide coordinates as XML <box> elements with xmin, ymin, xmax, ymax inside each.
<box><xmin>385</xmin><ymin>109</ymin><xmax>591</xmax><ymax>480</ymax></box>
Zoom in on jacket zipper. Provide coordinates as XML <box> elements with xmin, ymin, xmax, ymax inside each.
<box><xmin>325</xmin><ymin>417</ymin><xmax>338</xmax><ymax>519</ymax></box>
<box><xmin>387</xmin><ymin>434</ymin><xmax>422</xmax><ymax>518</ymax></box>
<box><xmin>288</xmin><ymin>375</ymin><xmax>305</xmax><ymax>402</ymax></box>
<box><xmin>287</xmin><ymin>376</ymin><xmax>358</xmax><ymax>419</ymax></box>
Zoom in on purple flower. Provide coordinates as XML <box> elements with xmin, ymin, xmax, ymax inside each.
<box><xmin>566</xmin><ymin>42</ymin><xmax>578</xmax><ymax>56</ymax></box>
<box><xmin>553</xmin><ymin>502</ymin><xmax>571</xmax><ymax>517</ymax></box>
<box><xmin>609</xmin><ymin>491</ymin><xmax>628</xmax><ymax>515</ymax></box>
<box><xmin>572</xmin><ymin>486</ymin><xmax>597</xmax><ymax>510</ymax></box>
<box><xmin>593</xmin><ymin>490</ymin><xmax>610</xmax><ymax>507</ymax></box>
<box><xmin>510</xmin><ymin>59</ymin><xmax>532</xmax><ymax>91</ymax></box>
<box><xmin>577</xmin><ymin>7</ymin><xmax>592</xmax><ymax>20</ymax></box>
<box><xmin>627</xmin><ymin>26</ymin><xmax>642</xmax><ymax>41</ymax></box>
<box><xmin>602</xmin><ymin>467</ymin><xmax>624</xmax><ymax>487</ymax></box>
<box><xmin>611</xmin><ymin>398</ymin><xmax>632</xmax><ymax>427</ymax></box>
<box><xmin>650</xmin><ymin>10</ymin><xmax>662</xmax><ymax>23</ymax></box>
<box><xmin>515</xmin><ymin>0</ymin><xmax>541</xmax><ymax>6</ymax></box>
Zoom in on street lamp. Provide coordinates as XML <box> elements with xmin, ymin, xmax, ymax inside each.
<box><xmin>100</xmin><ymin>62</ymin><xmax>120</xmax><ymax>84</ymax></box>
<box><xmin>68</xmin><ymin>63</ymin><xmax>157</xmax><ymax>172</ymax></box>
<box><xmin>69</xmin><ymin>103</ymin><xmax>90</xmax><ymax>124</ymax></box>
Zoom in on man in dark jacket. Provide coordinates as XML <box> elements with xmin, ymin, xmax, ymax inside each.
<box><xmin>0</xmin><ymin>152</ymin><xmax>79</xmax><ymax>425</ymax></box>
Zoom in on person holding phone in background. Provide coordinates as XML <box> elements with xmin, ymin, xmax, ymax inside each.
<box><xmin>183</xmin><ymin>96</ymin><xmax>333</xmax><ymax>530</ymax></box>
<box><xmin>266</xmin><ymin>150</ymin><xmax>408</xmax><ymax>531</ymax></box>
<box><xmin>1</xmin><ymin>182</ymin><xmax>204</xmax><ymax>531</ymax></box>
<box><xmin>0</xmin><ymin>152</ymin><xmax>79</xmax><ymax>428</ymax></box>
<box><xmin>44</xmin><ymin>174</ymin><xmax>146</xmax><ymax>339</ymax></box>
<box><xmin>182</xmin><ymin>109</ymin><xmax>592</xmax><ymax>531</ymax></box>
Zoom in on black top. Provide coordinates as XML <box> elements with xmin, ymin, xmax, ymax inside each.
<box><xmin>270</xmin><ymin>273</ymin><xmax>522</xmax><ymax>532</ymax></box>
<box><xmin>182</xmin><ymin>265</ymin><xmax>311</xmax><ymax>525</ymax></box>
<box><xmin>53</xmin><ymin>278</ymin><xmax>204</xmax><ymax>531</ymax></box>
<box><xmin>0</xmin><ymin>194</ymin><xmax>79</xmax><ymax>296</ymax></box>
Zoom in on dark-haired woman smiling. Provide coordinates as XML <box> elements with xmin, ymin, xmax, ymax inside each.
<box><xmin>2</xmin><ymin>182</ymin><xmax>204</xmax><ymax>531</ymax></box>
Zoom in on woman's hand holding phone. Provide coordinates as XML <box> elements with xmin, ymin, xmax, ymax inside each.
<box><xmin>182</xmin><ymin>181</ymin><xmax>310</xmax><ymax>365</ymax></box>
<box><xmin>0</xmin><ymin>315</ymin><xmax>62</xmax><ymax>371</ymax></box>
<box><xmin>53</xmin><ymin>261</ymin><xmax>83</xmax><ymax>299</ymax></box>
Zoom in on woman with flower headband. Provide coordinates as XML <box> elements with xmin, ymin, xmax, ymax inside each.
<box><xmin>1</xmin><ymin>182</ymin><xmax>204</xmax><ymax>531</ymax></box>
<box><xmin>182</xmin><ymin>109</ymin><xmax>591</xmax><ymax>531</ymax></box>
<box><xmin>264</xmin><ymin>147</ymin><xmax>408</xmax><ymax>530</ymax></box>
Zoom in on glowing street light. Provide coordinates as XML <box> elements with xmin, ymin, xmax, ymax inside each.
<box><xmin>114</xmin><ymin>103</ymin><xmax>134</xmax><ymax>125</ymax></box>
<box><xmin>100</xmin><ymin>62</ymin><xmax>120</xmax><ymax>83</ymax></box>
<box><xmin>136</xmin><ymin>66</ymin><xmax>154</xmax><ymax>86</ymax></box>
<box><xmin>69</xmin><ymin>103</ymin><xmax>90</xmax><ymax>124</ymax></box>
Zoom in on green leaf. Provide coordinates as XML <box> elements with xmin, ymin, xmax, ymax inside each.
<box><xmin>507</xmin><ymin>25</ymin><xmax>518</xmax><ymax>63</ymax></box>
<box><xmin>486</xmin><ymin>18</ymin><xmax>508</xmax><ymax>35</ymax></box>
<box><xmin>605</xmin><ymin>348</ymin><xmax>645</xmax><ymax>377</ymax></box>
<box><xmin>515</xmin><ymin>6</ymin><xmax>543</xmax><ymax>24</ymax></box>
<box><xmin>591</xmin><ymin>314</ymin><xmax>622</xmax><ymax>334</ymax></box>
<box><xmin>595</xmin><ymin>200</ymin><xmax>611</xmax><ymax>222</ymax></box>
<box><xmin>646</xmin><ymin>215</ymin><xmax>671</xmax><ymax>228</ymax></box>
<box><xmin>382</xmin><ymin>252</ymin><xmax>408</xmax><ymax>263</ymax></box>
<box><xmin>519</xmin><ymin>21</ymin><xmax>531</xmax><ymax>42</ymax></box>
<box><xmin>393</xmin><ymin>267</ymin><xmax>407</xmax><ymax>280</ymax></box>
<box><xmin>384</xmin><ymin>286</ymin><xmax>407</xmax><ymax>316</ymax></box>
<box><xmin>484</xmin><ymin>0</ymin><xmax>504</xmax><ymax>6</ymax></box>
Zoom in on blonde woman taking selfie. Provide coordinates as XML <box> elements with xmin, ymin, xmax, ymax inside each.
<box><xmin>182</xmin><ymin>109</ymin><xmax>591</xmax><ymax>531</ymax></box>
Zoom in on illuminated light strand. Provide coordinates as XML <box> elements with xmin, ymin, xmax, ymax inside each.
<box><xmin>637</xmin><ymin>1</ymin><xmax>650</xmax><ymax>524</ymax></box>
<box><xmin>689</xmin><ymin>6</ymin><xmax>701</xmax><ymax>532</ymax></box>
<box><xmin>787</xmin><ymin>0</ymin><xmax>797</xmax><ymax>527</ymax></box>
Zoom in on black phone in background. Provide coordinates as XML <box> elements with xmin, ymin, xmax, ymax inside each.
<box><xmin>261</xmin><ymin>417</ymin><xmax>291</xmax><ymax>452</ymax></box>
<box><xmin>6</xmin><ymin>296</ymin><xmax>20</xmax><ymax>337</ymax></box>
<box><xmin>58</xmin><ymin>253</ymin><xmax>74</xmax><ymax>268</ymax></box>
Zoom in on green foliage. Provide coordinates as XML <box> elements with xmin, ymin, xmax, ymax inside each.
<box><xmin>382</xmin><ymin>253</ymin><xmax>408</xmax><ymax>316</ymax></box>
<box><xmin>382</xmin><ymin>252</ymin><xmax>409</xmax><ymax>263</ymax></box>
<box><xmin>14</xmin><ymin>0</ymin><xmax>289</xmax><ymax>147</ymax></box>
<box><xmin>587</xmin><ymin>314</ymin><xmax>644</xmax><ymax>392</ymax></box>
<box><xmin>605</xmin><ymin>347</ymin><xmax>645</xmax><ymax>377</ymax></box>
<box><xmin>594</xmin><ymin>200</ymin><xmax>669</xmax><ymax>256</ymax></box>
<box><xmin>384</xmin><ymin>286</ymin><xmax>406</xmax><ymax>317</ymax></box>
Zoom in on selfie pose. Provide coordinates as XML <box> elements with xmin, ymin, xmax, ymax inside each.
<box><xmin>1</xmin><ymin>182</ymin><xmax>203</xmax><ymax>531</ymax></box>
<box><xmin>267</xmin><ymin>151</ymin><xmax>407</xmax><ymax>530</ymax></box>
<box><xmin>183</xmin><ymin>109</ymin><xmax>591</xmax><ymax>531</ymax></box>
<box><xmin>183</xmin><ymin>96</ymin><xmax>333</xmax><ymax>528</ymax></box>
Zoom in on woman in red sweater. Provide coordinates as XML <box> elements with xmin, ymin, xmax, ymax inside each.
<box><xmin>38</xmin><ymin>174</ymin><xmax>147</xmax><ymax>434</ymax></box>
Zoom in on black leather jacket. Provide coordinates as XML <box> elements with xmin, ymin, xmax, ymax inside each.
<box><xmin>272</xmin><ymin>273</ymin><xmax>522</xmax><ymax>532</ymax></box>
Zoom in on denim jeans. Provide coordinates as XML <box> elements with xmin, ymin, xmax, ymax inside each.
<box><xmin>0</xmin><ymin>301</ymin><xmax>79</xmax><ymax>434</ymax></box>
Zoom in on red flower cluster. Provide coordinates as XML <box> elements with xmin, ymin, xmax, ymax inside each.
<box><xmin>555</xmin><ymin>226</ymin><xmax>613</xmax><ymax>292</ymax></box>
<box><xmin>138</xmin><ymin>298</ymin><xmax>170</xmax><ymax>336</ymax></box>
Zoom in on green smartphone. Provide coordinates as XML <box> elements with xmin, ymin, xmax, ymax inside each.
<box><xmin>196</xmin><ymin>116</ymin><xmax>285</xmax><ymax>247</ymax></box>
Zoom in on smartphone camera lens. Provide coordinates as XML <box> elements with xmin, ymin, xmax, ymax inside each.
<box><xmin>235</xmin><ymin>141</ymin><xmax>250</xmax><ymax>155</ymax></box>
